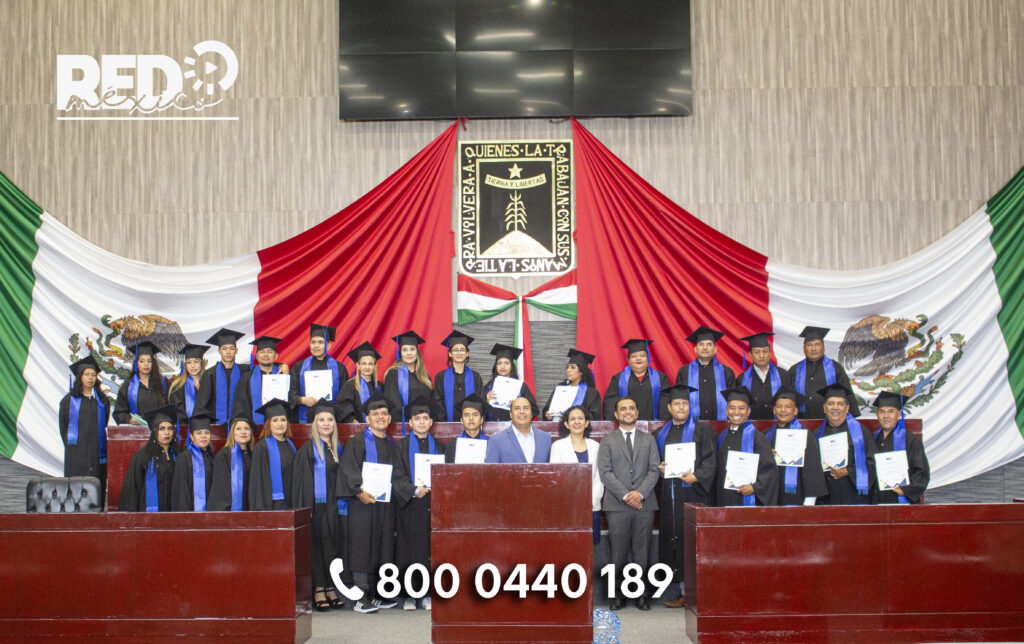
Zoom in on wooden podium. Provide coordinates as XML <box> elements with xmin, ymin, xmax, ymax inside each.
<box><xmin>431</xmin><ymin>464</ymin><xmax>594</xmax><ymax>643</ymax></box>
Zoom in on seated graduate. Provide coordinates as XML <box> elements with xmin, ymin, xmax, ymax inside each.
<box><xmin>59</xmin><ymin>355</ymin><xmax>112</xmax><ymax>498</ymax></box>
<box><xmin>168</xmin><ymin>343</ymin><xmax>209</xmax><ymax>424</ymax></box>
<box><xmin>171</xmin><ymin>412</ymin><xmax>216</xmax><ymax>511</ymax></box>
<box><xmin>335</xmin><ymin>341</ymin><xmax>383</xmax><ymax>423</ymax></box>
<box><xmin>232</xmin><ymin>336</ymin><xmax>288</xmax><ymax>426</ymax></box>
<box><xmin>118</xmin><ymin>405</ymin><xmax>178</xmax><ymax>512</ymax></box>
<box><xmin>113</xmin><ymin>341</ymin><xmax>167</xmax><ymax>425</ymax></box>
<box><xmin>766</xmin><ymin>385</ymin><xmax>828</xmax><ymax>506</ymax></box>
<box><xmin>542</xmin><ymin>348</ymin><xmax>602</xmax><ymax>422</ymax></box>
<box><xmin>433</xmin><ymin>331</ymin><xmax>483</xmax><ymax>423</ymax></box>
<box><xmin>484</xmin><ymin>396</ymin><xmax>552</xmax><ymax>464</ymax></box>
<box><xmin>483</xmin><ymin>343</ymin><xmax>538</xmax><ymax>422</ymax></box>
<box><xmin>654</xmin><ymin>385</ymin><xmax>718</xmax><ymax>607</ymax></box>
<box><xmin>196</xmin><ymin>328</ymin><xmax>247</xmax><ymax>426</ymax></box>
<box><xmin>815</xmin><ymin>383</ymin><xmax>877</xmax><ymax>505</ymax></box>
<box><xmin>443</xmin><ymin>393</ymin><xmax>488</xmax><ymax>463</ymax></box>
<box><xmin>249</xmin><ymin>398</ymin><xmax>297</xmax><ymax>511</ymax></box>
<box><xmin>383</xmin><ymin>330</ymin><xmax>434</xmax><ymax>430</ymax></box>
<box><xmin>675</xmin><ymin>326</ymin><xmax>735</xmax><ymax>422</ymax></box>
<box><xmin>786</xmin><ymin>326</ymin><xmax>861</xmax><ymax>418</ymax></box>
<box><xmin>714</xmin><ymin>386</ymin><xmax>779</xmax><ymax>507</ymax></box>
<box><xmin>602</xmin><ymin>338</ymin><xmax>671</xmax><ymax>421</ymax></box>
<box><xmin>336</xmin><ymin>392</ymin><xmax>399</xmax><ymax>614</ymax></box>
<box><xmin>208</xmin><ymin>415</ymin><xmax>255</xmax><ymax>511</ymax></box>
<box><xmin>872</xmin><ymin>392</ymin><xmax>929</xmax><ymax>504</ymax></box>
<box><xmin>292</xmin><ymin>398</ymin><xmax>347</xmax><ymax>612</ymax></box>
<box><xmin>550</xmin><ymin>405</ymin><xmax>604</xmax><ymax>546</ymax></box>
<box><xmin>393</xmin><ymin>396</ymin><xmax>444</xmax><ymax>612</ymax></box>
<box><xmin>290</xmin><ymin>324</ymin><xmax>348</xmax><ymax>424</ymax></box>
<box><xmin>736</xmin><ymin>332</ymin><xmax>787</xmax><ymax>420</ymax></box>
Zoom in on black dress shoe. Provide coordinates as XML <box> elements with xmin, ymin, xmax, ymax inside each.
<box><xmin>609</xmin><ymin>598</ymin><xmax>624</xmax><ymax>611</ymax></box>
<box><xmin>636</xmin><ymin>596</ymin><xmax>651</xmax><ymax>611</ymax></box>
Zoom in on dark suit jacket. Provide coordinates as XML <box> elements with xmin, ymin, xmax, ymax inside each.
<box><xmin>598</xmin><ymin>426</ymin><xmax>660</xmax><ymax>512</ymax></box>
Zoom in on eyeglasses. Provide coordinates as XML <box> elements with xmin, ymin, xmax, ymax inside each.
<box><xmin>450</xmin><ymin>348</ymin><xmax>468</xmax><ymax>354</ymax></box>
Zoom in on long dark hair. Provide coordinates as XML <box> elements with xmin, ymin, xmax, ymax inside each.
<box><xmin>491</xmin><ymin>357</ymin><xmax>519</xmax><ymax>379</ymax></box>
<box><xmin>558</xmin><ymin>405</ymin><xmax>592</xmax><ymax>438</ymax></box>
<box><xmin>71</xmin><ymin>367</ymin><xmax>111</xmax><ymax>407</ymax></box>
<box><xmin>132</xmin><ymin>358</ymin><xmax>167</xmax><ymax>403</ymax></box>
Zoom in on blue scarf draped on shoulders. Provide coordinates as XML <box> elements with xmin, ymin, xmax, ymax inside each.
<box><xmin>718</xmin><ymin>422</ymin><xmax>757</xmax><ymax>506</ymax></box>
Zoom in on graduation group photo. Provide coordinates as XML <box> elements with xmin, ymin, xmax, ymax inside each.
<box><xmin>3</xmin><ymin>1</ymin><xmax>1024</xmax><ymax>643</ymax></box>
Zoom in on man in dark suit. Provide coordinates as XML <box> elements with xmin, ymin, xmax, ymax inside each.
<box><xmin>484</xmin><ymin>396</ymin><xmax>552</xmax><ymax>463</ymax></box>
<box><xmin>597</xmin><ymin>396</ymin><xmax>660</xmax><ymax>611</ymax></box>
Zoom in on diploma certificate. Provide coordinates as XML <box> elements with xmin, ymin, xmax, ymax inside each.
<box><xmin>490</xmin><ymin>376</ymin><xmax>523</xmax><ymax>411</ymax></box>
<box><xmin>774</xmin><ymin>429</ymin><xmax>807</xmax><ymax>467</ymax></box>
<box><xmin>454</xmin><ymin>437</ymin><xmax>487</xmax><ymax>464</ymax></box>
<box><xmin>664</xmin><ymin>442</ymin><xmax>696</xmax><ymax>479</ymax></box>
<box><xmin>303</xmin><ymin>370</ymin><xmax>333</xmax><ymax>401</ymax></box>
<box><xmin>414</xmin><ymin>453</ymin><xmax>445</xmax><ymax>488</ymax></box>
<box><xmin>361</xmin><ymin>462</ymin><xmax>393</xmax><ymax>502</ymax></box>
<box><xmin>875</xmin><ymin>450</ymin><xmax>910</xmax><ymax>491</ymax></box>
<box><xmin>818</xmin><ymin>432</ymin><xmax>849</xmax><ymax>470</ymax></box>
<box><xmin>724</xmin><ymin>450</ymin><xmax>759</xmax><ymax>491</ymax></box>
<box><xmin>261</xmin><ymin>374</ymin><xmax>290</xmax><ymax>405</ymax></box>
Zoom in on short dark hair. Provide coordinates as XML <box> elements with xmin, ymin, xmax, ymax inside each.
<box><xmin>615</xmin><ymin>396</ymin><xmax>636</xmax><ymax>412</ymax></box>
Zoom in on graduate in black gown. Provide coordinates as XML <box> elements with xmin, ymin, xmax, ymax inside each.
<box><xmin>232</xmin><ymin>336</ymin><xmax>290</xmax><ymax>426</ymax></box>
<box><xmin>872</xmin><ymin>392</ymin><xmax>930</xmax><ymax>504</ymax></box>
<box><xmin>248</xmin><ymin>398</ymin><xmax>297</xmax><ymax>510</ymax></box>
<box><xmin>654</xmin><ymin>385</ymin><xmax>717</xmax><ymax>607</ymax></box>
<box><xmin>118</xmin><ymin>405</ymin><xmax>178</xmax><ymax>511</ymax></box>
<box><xmin>484</xmin><ymin>344</ymin><xmax>538</xmax><ymax>422</ymax></box>
<box><xmin>59</xmin><ymin>356</ymin><xmax>112</xmax><ymax>502</ymax></box>
<box><xmin>292</xmin><ymin>399</ymin><xmax>347</xmax><ymax>611</ymax></box>
<box><xmin>195</xmin><ymin>328</ymin><xmax>248</xmax><ymax>425</ymax></box>
<box><xmin>393</xmin><ymin>396</ymin><xmax>444</xmax><ymax>611</ymax></box>
<box><xmin>675</xmin><ymin>326</ymin><xmax>735</xmax><ymax>421</ymax></box>
<box><xmin>433</xmin><ymin>331</ymin><xmax>484</xmax><ymax>423</ymax></box>
<box><xmin>786</xmin><ymin>326</ymin><xmax>861</xmax><ymax>419</ymax></box>
<box><xmin>542</xmin><ymin>348</ymin><xmax>602</xmax><ymax>422</ymax></box>
<box><xmin>765</xmin><ymin>386</ymin><xmax>828</xmax><ymax>506</ymax></box>
<box><xmin>603</xmin><ymin>338</ymin><xmax>671</xmax><ymax>421</ymax></box>
<box><xmin>113</xmin><ymin>341</ymin><xmax>168</xmax><ymax>425</ymax></box>
<box><xmin>208</xmin><ymin>415</ymin><xmax>255</xmax><ymax>511</ymax></box>
<box><xmin>171</xmin><ymin>412</ymin><xmax>216</xmax><ymax>511</ymax></box>
<box><xmin>815</xmin><ymin>384</ymin><xmax>877</xmax><ymax>505</ymax></box>
<box><xmin>714</xmin><ymin>387</ymin><xmax>779</xmax><ymax>507</ymax></box>
<box><xmin>443</xmin><ymin>393</ymin><xmax>488</xmax><ymax>463</ymax></box>
<box><xmin>168</xmin><ymin>343</ymin><xmax>209</xmax><ymax>424</ymax></box>
<box><xmin>735</xmin><ymin>333</ymin><xmax>788</xmax><ymax>420</ymax></box>
<box><xmin>383</xmin><ymin>330</ymin><xmax>435</xmax><ymax>429</ymax></box>
<box><xmin>335</xmin><ymin>342</ymin><xmax>383</xmax><ymax>423</ymax></box>
<box><xmin>336</xmin><ymin>392</ymin><xmax>399</xmax><ymax>614</ymax></box>
<box><xmin>290</xmin><ymin>324</ymin><xmax>348</xmax><ymax>424</ymax></box>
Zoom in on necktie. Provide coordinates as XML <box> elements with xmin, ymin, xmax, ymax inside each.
<box><xmin>625</xmin><ymin>431</ymin><xmax>633</xmax><ymax>460</ymax></box>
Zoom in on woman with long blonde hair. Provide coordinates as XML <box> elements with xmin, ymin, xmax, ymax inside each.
<box><xmin>168</xmin><ymin>344</ymin><xmax>208</xmax><ymax>423</ymax></box>
<box><xmin>208</xmin><ymin>415</ymin><xmax>256</xmax><ymax>511</ymax></box>
<box><xmin>383</xmin><ymin>330</ymin><xmax>433</xmax><ymax>431</ymax></box>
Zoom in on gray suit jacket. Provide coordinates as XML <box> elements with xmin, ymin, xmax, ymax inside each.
<box><xmin>598</xmin><ymin>426</ymin><xmax>660</xmax><ymax>512</ymax></box>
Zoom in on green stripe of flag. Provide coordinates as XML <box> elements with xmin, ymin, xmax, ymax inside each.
<box><xmin>457</xmin><ymin>300</ymin><xmax>517</xmax><ymax>325</ymax></box>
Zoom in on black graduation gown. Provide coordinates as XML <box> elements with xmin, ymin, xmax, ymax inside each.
<box><xmin>768</xmin><ymin>422</ymin><xmax>828</xmax><ymax>505</ymax></box>
<box><xmin>289</xmin><ymin>355</ymin><xmax>349</xmax><ymax>422</ymax></box>
<box><xmin>484</xmin><ymin>378</ymin><xmax>538</xmax><ymax>422</ymax></box>
<box><xmin>787</xmin><ymin>359</ymin><xmax>861</xmax><ymax>418</ymax></box>
<box><xmin>196</xmin><ymin>363</ymin><xmax>248</xmax><ymax>424</ymax></box>
<box><xmin>118</xmin><ymin>441</ymin><xmax>176</xmax><ymax>511</ymax></box>
<box><xmin>168</xmin><ymin>376</ymin><xmax>203</xmax><ymax>423</ymax></box>
<box><xmin>208</xmin><ymin>444</ymin><xmax>253</xmax><ymax>511</ymax></box>
<box><xmin>113</xmin><ymin>376</ymin><xmax>166</xmax><ymax>424</ymax></box>
<box><xmin>817</xmin><ymin>421</ymin><xmax>877</xmax><ymax>505</ymax></box>
<box><xmin>59</xmin><ymin>392</ymin><xmax>110</xmax><ymax>491</ymax></box>
<box><xmin>714</xmin><ymin>426</ymin><xmax>779</xmax><ymax>507</ymax></box>
<box><xmin>874</xmin><ymin>428</ymin><xmax>930</xmax><ymax>504</ymax></box>
<box><xmin>433</xmin><ymin>367</ymin><xmax>484</xmax><ymax>422</ymax></box>
<box><xmin>336</xmin><ymin>431</ymin><xmax>397</xmax><ymax>580</ymax></box>
<box><xmin>656</xmin><ymin>421</ymin><xmax>717</xmax><ymax>582</ymax></box>
<box><xmin>232</xmin><ymin>364</ymin><xmax>287</xmax><ymax>424</ymax></box>
<box><xmin>393</xmin><ymin>434</ymin><xmax>437</xmax><ymax>573</ymax></box>
<box><xmin>443</xmin><ymin>433</ymin><xmax>480</xmax><ymax>463</ymax></box>
<box><xmin>674</xmin><ymin>361</ymin><xmax>736</xmax><ymax>421</ymax></box>
<box><xmin>602</xmin><ymin>369</ymin><xmax>672</xmax><ymax>421</ymax></box>
<box><xmin>335</xmin><ymin>377</ymin><xmax>383</xmax><ymax>423</ymax></box>
<box><xmin>171</xmin><ymin>445</ymin><xmax>215</xmax><ymax>511</ymax></box>
<box><xmin>249</xmin><ymin>435</ymin><xmax>297</xmax><ymax>510</ymax></box>
<box><xmin>540</xmin><ymin>380</ymin><xmax>602</xmax><ymax>421</ymax></box>
<box><xmin>292</xmin><ymin>439</ymin><xmax>346</xmax><ymax>588</ymax></box>
<box><xmin>383</xmin><ymin>368</ymin><xmax>434</xmax><ymax>422</ymax></box>
<box><xmin>735</xmin><ymin>366</ymin><xmax>788</xmax><ymax>420</ymax></box>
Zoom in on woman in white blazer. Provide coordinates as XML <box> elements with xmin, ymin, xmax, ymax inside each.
<box><xmin>550</xmin><ymin>405</ymin><xmax>604</xmax><ymax>544</ymax></box>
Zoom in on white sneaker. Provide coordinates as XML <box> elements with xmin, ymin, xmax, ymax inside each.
<box><xmin>403</xmin><ymin>598</ymin><xmax>417</xmax><ymax>611</ymax></box>
<box><xmin>421</xmin><ymin>596</ymin><xmax>432</xmax><ymax>611</ymax></box>
<box><xmin>353</xmin><ymin>600</ymin><xmax>378</xmax><ymax>614</ymax></box>
<box><xmin>373</xmin><ymin>597</ymin><xmax>398</xmax><ymax>610</ymax></box>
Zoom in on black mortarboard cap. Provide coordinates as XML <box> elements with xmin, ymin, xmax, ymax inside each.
<box><xmin>229</xmin><ymin>413</ymin><xmax>255</xmax><ymax>427</ymax></box>
<box><xmin>772</xmin><ymin>384</ymin><xmax>806</xmax><ymax>406</ymax></box>
<box><xmin>143</xmin><ymin>405</ymin><xmax>178</xmax><ymax>428</ymax></box>
<box><xmin>721</xmin><ymin>386</ymin><xmax>753</xmax><ymax>405</ymax></box>
<box><xmin>254</xmin><ymin>398</ymin><xmax>290</xmax><ymax>419</ymax></box>
<box><xmin>189</xmin><ymin>412</ymin><xmax>214</xmax><ymax>432</ymax></box>
<box><xmin>620</xmin><ymin>339</ymin><xmax>652</xmax><ymax>355</ymax></box>
<box><xmin>490</xmin><ymin>343</ymin><xmax>523</xmax><ymax>361</ymax></box>
<box><xmin>252</xmin><ymin>336</ymin><xmax>282</xmax><ymax>351</ymax></box>
<box><xmin>134</xmin><ymin>341</ymin><xmax>160</xmax><ymax>357</ymax></box>
<box><xmin>70</xmin><ymin>355</ymin><xmax>101</xmax><ymax>376</ymax></box>
<box><xmin>873</xmin><ymin>391</ymin><xmax>908</xmax><ymax>410</ymax></box>
<box><xmin>663</xmin><ymin>384</ymin><xmax>698</xmax><ymax>402</ymax></box>
<box><xmin>404</xmin><ymin>395</ymin><xmax>436</xmax><ymax>419</ymax></box>
<box><xmin>181</xmin><ymin>344</ymin><xmax>210</xmax><ymax>361</ymax></box>
<box><xmin>362</xmin><ymin>391</ymin><xmax>392</xmax><ymax>416</ymax></box>
<box><xmin>567</xmin><ymin>348</ymin><xmax>596</xmax><ymax>367</ymax></box>
<box><xmin>347</xmin><ymin>341</ymin><xmax>381</xmax><ymax>363</ymax></box>
<box><xmin>816</xmin><ymin>383</ymin><xmax>853</xmax><ymax>400</ymax></box>
<box><xmin>206</xmin><ymin>328</ymin><xmax>245</xmax><ymax>347</ymax></box>
<box><xmin>441</xmin><ymin>331</ymin><xmax>474</xmax><ymax>348</ymax></box>
<box><xmin>800</xmin><ymin>326</ymin><xmax>830</xmax><ymax>342</ymax></box>
<box><xmin>685</xmin><ymin>326</ymin><xmax>725</xmax><ymax>344</ymax></box>
<box><xmin>310</xmin><ymin>323</ymin><xmax>336</xmax><ymax>342</ymax></box>
<box><xmin>393</xmin><ymin>330</ymin><xmax>425</xmax><ymax>347</ymax></box>
<box><xmin>739</xmin><ymin>332</ymin><xmax>773</xmax><ymax>349</ymax></box>
<box><xmin>458</xmin><ymin>392</ymin><xmax>486</xmax><ymax>415</ymax></box>
<box><xmin>309</xmin><ymin>397</ymin><xmax>337</xmax><ymax>419</ymax></box>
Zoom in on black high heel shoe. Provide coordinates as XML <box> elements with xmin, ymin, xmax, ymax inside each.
<box><xmin>313</xmin><ymin>588</ymin><xmax>331</xmax><ymax>612</ymax></box>
<box><xmin>326</xmin><ymin>590</ymin><xmax>344</xmax><ymax>610</ymax></box>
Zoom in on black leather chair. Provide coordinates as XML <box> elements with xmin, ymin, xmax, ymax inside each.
<box><xmin>26</xmin><ymin>476</ymin><xmax>103</xmax><ymax>512</ymax></box>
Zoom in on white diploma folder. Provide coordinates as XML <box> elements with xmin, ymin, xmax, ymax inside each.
<box><xmin>724</xmin><ymin>450</ymin><xmax>759</xmax><ymax>491</ymax></box>
<box><xmin>664</xmin><ymin>442</ymin><xmax>696</xmax><ymax>479</ymax></box>
<box><xmin>875</xmin><ymin>450</ymin><xmax>910</xmax><ymax>491</ymax></box>
<box><xmin>818</xmin><ymin>432</ymin><xmax>849</xmax><ymax>470</ymax></box>
<box><xmin>490</xmin><ymin>376</ymin><xmax>523</xmax><ymax>410</ymax></box>
<box><xmin>361</xmin><ymin>462</ymin><xmax>393</xmax><ymax>502</ymax></box>
<box><xmin>303</xmin><ymin>370</ymin><xmax>334</xmax><ymax>401</ymax></box>
<box><xmin>774</xmin><ymin>429</ymin><xmax>807</xmax><ymax>467</ymax></box>
<box><xmin>261</xmin><ymin>374</ymin><xmax>290</xmax><ymax>405</ymax></box>
<box><xmin>454</xmin><ymin>437</ymin><xmax>488</xmax><ymax>464</ymax></box>
<box><xmin>547</xmin><ymin>385</ymin><xmax>579</xmax><ymax>417</ymax></box>
<box><xmin>414</xmin><ymin>453</ymin><xmax>445</xmax><ymax>488</ymax></box>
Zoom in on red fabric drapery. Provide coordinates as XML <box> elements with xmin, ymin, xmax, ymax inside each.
<box><xmin>254</xmin><ymin>122</ymin><xmax>459</xmax><ymax>376</ymax></box>
<box><xmin>572</xmin><ymin>119</ymin><xmax>773</xmax><ymax>391</ymax></box>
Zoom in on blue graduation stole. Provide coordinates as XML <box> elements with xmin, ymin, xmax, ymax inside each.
<box><xmin>459</xmin><ymin>428</ymin><xmax>488</xmax><ymax>440</ymax></box>
<box><xmin>364</xmin><ymin>426</ymin><xmax>391</xmax><ymax>463</ymax></box>
<box><xmin>687</xmin><ymin>359</ymin><xmax>728</xmax><ymax>420</ymax></box>
<box><xmin>740</xmin><ymin>364</ymin><xmax>782</xmax><ymax>399</ymax></box>
<box><xmin>657</xmin><ymin>416</ymin><xmax>696</xmax><ymax>496</ymax></box>
<box><xmin>250</xmin><ymin>365</ymin><xmax>280</xmax><ymax>425</ymax></box>
<box><xmin>817</xmin><ymin>414</ymin><xmax>869</xmax><ymax>496</ymax></box>
<box><xmin>127</xmin><ymin>374</ymin><xmax>140</xmax><ymax>415</ymax></box>
<box><xmin>230</xmin><ymin>444</ymin><xmax>245</xmax><ymax>511</ymax></box>
<box><xmin>215</xmin><ymin>363</ymin><xmax>242</xmax><ymax>424</ymax></box>
<box><xmin>356</xmin><ymin>376</ymin><xmax>381</xmax><ymax>405</ymax></box>
<box><xmin>265</xmin><ymin>435</ymin><xmax>296</xmax><ymax>501</ymax></box>
<box><xmin>298</xmin><ymin>356</ymin><xmax>341</xmax><ymax>422</ymax></box>
<box><xmin>444</xmin><ymin>366</ymin><xmax>476</xmax><ymax>421</ymax></box>
<box><xmin>766</xmin><ymin>420</ymin><xmax>802</xmax><ymax>497</ymax></box>
<box><xmin>794</xmin><ymin>357</ymin><xmax>836</xmax><ymax>412</ymax></box>
<box><xmin>571</xmin><ymin>382</ymin><xmax>588</xmax><ymax>406</ymax></box>
<box><xmin>187</xmin><ymin>442</ymin><xmax>208</xmax><ymax>511</ymax></box>
<box><xmin>408</xmin><ymin>432</ymin><xmax>438</xmax><ymax>487</ymax></box>
<box><xmin>314</xmin><ymin>439</ymin><xmax>330</xmax><ymax>503</ymax></box>
<box><xmin>397</xmin><ymin>366</ymin><xmax>410</xmax><ymax>435</ymax></box>
<box><xmin>874</xmin><ymin>414</ymin><xmax>911</xmax><ymax>504</ymax></box>
<box><xmin>184</xmin><ymin>377</ymin><xmax>198</xmax><ymax>418</ymax></box>
<box><xmin>145</xmin><ymin>448</ymin><xmax>174</xmax><ymax>512</ymax></box>
<box><xmin>719</xmin><ymin>422</ymin><xmax>758</xmax><ymax>506</ymax></box>
<box><xmin>618</xmin><ymin>367</ymin><xmax>663</xmax><ymax>420</ymax></box>
<box><xmin>68</xmin><ymin>395</ymin><xmax>107</xmax><ymax>465</ymax></box>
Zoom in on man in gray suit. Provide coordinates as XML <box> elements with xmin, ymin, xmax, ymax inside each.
<box><xmin>598</xmin><ymin>396</ymin><xmax>660</xmax><ymax>611</ymax></box>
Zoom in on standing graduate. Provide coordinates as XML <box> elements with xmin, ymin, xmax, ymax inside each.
<box><xmin>248</xmin><ymin>398</ymin><xmax>297</xmax><ymax>510</ymax></box>
<box><xmin>765</xmin><ymin>386</ymin><xmax>828</xmax><ymax>506</ymax></box>
<box><xmin>232</xmin><ymin>336</ymin><xmax>289</xmax><ymax>426</ymax></box>
<box><xmin>335</xmin><ymin>342</ymin><xmax>383</xmax><ymax>423</ymax></box>
<box><xmin>208</xmin><ymin>415</ymin><xmax>255</xmax><ymax>511</ymax></box>
<box><xmin>336</xmin><ymin>392</ymin><xmax>399</xmax><ymax>614</ymax></box>
<box><xmin>872</xmin><ymin>392</ymin><xmax>930</xmax><ymax>504</ymax></box>
<box><xmin>654</xmin><ymin>385</ymin><xmax>717</xmax><ymax>607</ymax></box>
<box><xmin>59</xmin><ymin>356</ymin><xmax>112</xmax><ymax>500</ymax></box>
<box><xmin>433</xmin><ymin>331</ymin><xmax>484</xmax><ymax>423</ymax></box>
<box><xmin>195</xmin><ymin>328</ymin><xmax>248</xmax><ymax>426</ymax></box>
<box><xmin>168</xmin><ymin>344</ymin><xmax>209</xmax><ymax>424</ymax></box>
<box><xmin>675</xmin><ymin>326</ymin><xmax>735</xmax><ymax>421</ymax></box>
<box><xmin>787</xmin><ymin>326</ymin><xmax>861</xmax><ymax>418</ymax></box>
<box><xmin>118</xmin><ymin>405</ymin><xmax>178</xmax><ymax>512</ymax></box>
<box><xmin>292</xmin><ymin>399</ymin><xmax>347</xmax><ymax>612</ymax></box>
<box><xmin>383</xmin><ymin>330</ymin><xmax>434</xmax><ymax>431</ymax></box>
<box><xmin>443</xmin><ymin>393</ymin><xmax>488</xmax><ymax>463</ymax></box>
<box><xmin>113</xmin><ymin>341</ymin><xmax>167</xmax><ymax>425</ymax></box>
<box><xmin>714</xmin><ymin>387</ymin><xmax>779</xmax><ymax>507</ymax></box>
<box><xmin>290</xmin><ymin>324</ymin><xmax>348</xmax><ymax>424</ymax></box>
<box><xmin>735</xmin><ymin>333</ymin><xmax>787</xmax><ymax>420</ymax></box>
<box><xmin>542</xmin><ymin>348</ymin><xmax>602</xmax><ymax>422</ymax></box>
<box><xmin>171</xmin><ymin>412</ymin><xmax>216</xmax><ymax>511</ymax></box>
<box><xmin>602</xmin><ymin>338</ymin><xmax>671</xmax><ymax>421</ymax></box>
<box><xmin>483</xmin><ymin>343</ymin><xmax>538</xmax><ymax>422</ymax></box>
<box><xmin>816</xmin><ymin>384</ymin><xmax>877</xmax><ymax>505</ymax></box>
<box><xmin>550</xmin><ymin>406</ymin><xmax>604</xmax><ymax>545</ymax></box>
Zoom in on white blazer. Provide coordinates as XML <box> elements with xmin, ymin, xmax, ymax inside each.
<box><xmin>550</xmin><ymin>436</ymin><xmax>604</xmax><ymax>511</ymax></box>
